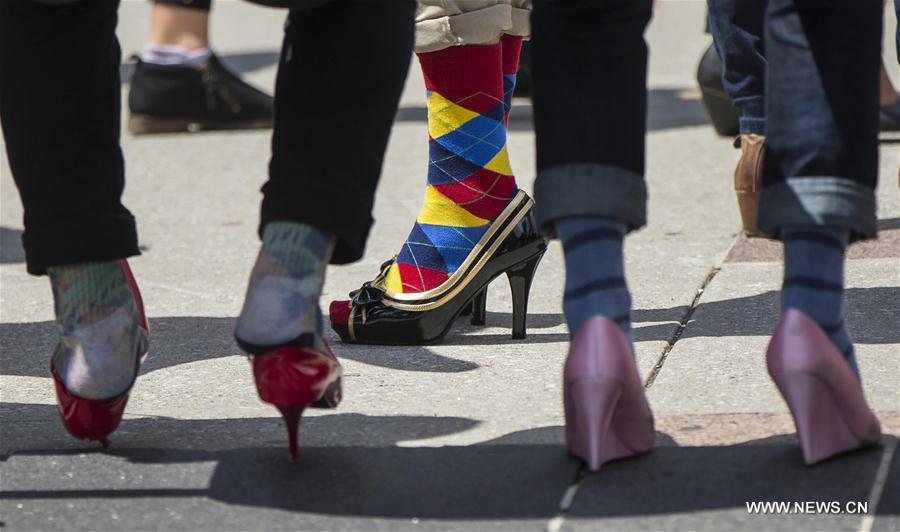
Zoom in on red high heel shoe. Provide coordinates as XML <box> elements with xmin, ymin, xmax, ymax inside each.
<box><xmin>767</xmin><ymin>309</ymin><xmax>881</xmax><ymax>465</ymax></box>
<box><xmin>564</xmin><ymin>316</ymin><xmax>654</xmax><ymax>471</ymax></box>
<box><xmin>250</xmin><ymin>340</ymin><xmax>343</xmax><ymax>461</ymax></box>
<box><xmin>50</xmin><ymin>260</ymin><xmax>149</xmax><ymax>447</ymax></box>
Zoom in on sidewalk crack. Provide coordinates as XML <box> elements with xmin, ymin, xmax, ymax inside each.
<box><xmin>643</xmin><ymin>265</ymin><xmax>721</xmax><ymax>389</ymax></box>
<box><xmin>546</xmin><ymin>467</ymin><xmax>586</xmax><ymax>532</ymax></box>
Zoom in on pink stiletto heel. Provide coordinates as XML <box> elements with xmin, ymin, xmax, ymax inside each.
<box><xmin>767</xmin><ymin>309</ymin><xmax>881</xmax><ymax>465</ymax></box>
<box><xmin>564</xmin><ymin>316</ymin><xmax>654</xmax><ymax>471</ymax></box>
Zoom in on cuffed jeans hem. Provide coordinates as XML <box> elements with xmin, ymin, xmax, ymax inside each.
<box><xmin>533</xmin><ymin>163</ymin><xmax>647</xmax><ymax>238</ymax></box>
<box><xmin>739</xmin><ymin>116</ymin><xmax>766</xmax><ymax>135</ymax></box>
<box><xmin>22</xmin><ymin>213</ymin><xmax>140</xmax><ymax>276</ymax></box>
<box><xmin>415</xmin><ymin>5</ymin><xmax>530</xmax><ymax>53</ymax></box>
<box><xmin>260</xmin><ymin>188</ymin><xmax>373</xmax><ymax>266</ymax></box>
<box><xmin>757</xmin><ymin>177</ymin><xmax>877</xmax><ymax>243</ymax></box>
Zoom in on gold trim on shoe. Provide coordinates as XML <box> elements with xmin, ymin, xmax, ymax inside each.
<box><xmin>374</xmin><ymin>191</ymin><xmax>533</xmax><ymax>312</ymax></box>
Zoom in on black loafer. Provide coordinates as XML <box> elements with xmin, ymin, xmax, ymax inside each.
<box><xmin>127</xmin><ymin>54</ymin><xmax>273</xmax><ymax>134</ymax></box>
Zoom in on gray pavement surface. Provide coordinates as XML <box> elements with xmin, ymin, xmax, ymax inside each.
<box><xmin>1</xmin><ymin>2</ymin><xmax>899</xmax><ymax>531</ymax></box>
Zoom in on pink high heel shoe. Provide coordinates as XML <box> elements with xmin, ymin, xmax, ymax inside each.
<box><xmin>564</xmin><ymin>316</ymin><xmax>655</xmax><ymax>471</ymax></box>
<box><xmin>767</xmin><ymin>308</ymin><xmax>881</xmax><ymax>465</ymax></box>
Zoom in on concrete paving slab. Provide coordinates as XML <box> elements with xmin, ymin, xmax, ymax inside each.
<box><xmin>647</xmin><ymin>259</ymin><xmax>900</xmax><ymax>416</ymax></box>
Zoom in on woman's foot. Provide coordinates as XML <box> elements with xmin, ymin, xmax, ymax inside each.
<box><xmin>49</xmin><ymin>260</ymin><xmax>148</xmax><ymax>443</ymax></box>
<box><xmin>767</xmin><ymin>310</ymin><xmax>881</xmax><ymax>464</ymax></box>
<box><xmin>328</xmin><ymin>36</ymin><xmax>545</xmax><ymax>344</ymax></box>
<box><xmin>557</xmin><ymin>216</ymin><xmax>652</xmax><ymax>470</ymax></box>
<box><xmin>770</xmin><ymin>225</ymin><xmax>881</xmax><ymax>464</ymax></box>
<box><xmin>564</xmin><ymin>316</ymin><xmax>654</xmax><ymax>471</ymax></box>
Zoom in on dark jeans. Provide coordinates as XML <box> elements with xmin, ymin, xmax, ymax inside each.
<box><xmin>0</xmin><ymin>0</ymin><xmax>413</xmax><ymax>274</ymax></box>
<box><xmin>759</xmin><ymin>0</ymin><xmax>881</xmax><ymax>240</ymax></box>
<box><xmin>707</xmin><ymin>0</ymin><xmax>767</xmax><ymax>135</ymax></box>
<box><xmin>534</xmin><ymin>0</ymin><xmax>881</xmax><ymax>242</ymax></box>
<box><xmin>531</xmin><ymin>0</ymin><xmax>653</xmax><ymax>233</ymax></box>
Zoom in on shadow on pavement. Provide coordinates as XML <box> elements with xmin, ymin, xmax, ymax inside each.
<box><xmin>2</xmin><ymin>285</ymin><xmax>894</xmax><ymax>378</ymax></box>
<box><xmin>1</xmin><ymin>403</ymin><xmax>896</xmax><ymax>521</ymax></box>
<box><xmin>0</xmin><ymin>226</ymin><xmax>25</xmax><ymax>264</ymax></box>
<box><xmin>633</xmin><ymin>286</ymin><xmax>900</xmax><ymax>344</ymax></box>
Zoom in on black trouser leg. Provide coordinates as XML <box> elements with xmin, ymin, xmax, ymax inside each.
<box><xmin>261</xmin><ymin>0</ymin><xmax>415</xmax><ymax>264</ymax></box>
<box><xmin>0</xmin><ymin>0</ymin><xmax>138</xmax><ymax>275</ymax></box>
<box><xmin>531</xmin><ymin>0</ymin><xmax>653</xmax><ymax>232</ymax></box>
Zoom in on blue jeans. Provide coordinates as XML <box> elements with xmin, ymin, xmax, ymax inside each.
<box><xmin>707</xmin><ymin>0</ymin><xmax>767</xmax><ymax>135</ymax></box>
<box><xmin>707</xmin><ymin>0</ymin><xmax>881</xmax><ymax>241</ymax></box>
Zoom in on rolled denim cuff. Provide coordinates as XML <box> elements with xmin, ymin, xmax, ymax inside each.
<box><xmin>734</xmin><ymin>96</ymin><xmax>765</xmax><ymax>135</ymax></box>
<box><xmin>739</xmin><ymin>116</ymin><xmax>766</xmax><ymax>135</ymax></box>
<box><xmin>757</xmin><ymin>177</ymin><xmax>877</xmax><ymax>243</ymax></box>
<box><xmin>533</xmin><ymin>163</ymin><xmax>647</xmax><ymax>237</ymax></box>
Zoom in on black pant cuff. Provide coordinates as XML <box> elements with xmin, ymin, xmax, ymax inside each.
<box><xmin>23</xmin><ymin>213</ymin><xmax>140</xmax><ymax>275</ymax></box>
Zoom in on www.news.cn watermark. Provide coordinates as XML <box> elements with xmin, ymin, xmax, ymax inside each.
<box><xmin>746</xmin><ymin>501</ymin><xmax>869</xmax><ymax>515</ymax></box>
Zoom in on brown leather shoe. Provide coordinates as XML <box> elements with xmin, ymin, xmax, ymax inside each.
<box><xmin>733</xmin><ymin>134</ymin><xmax>765</xmax><ymax>236</ymax></box>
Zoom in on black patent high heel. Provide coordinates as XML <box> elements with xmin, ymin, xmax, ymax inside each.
<box><xmin>507</xmin><ymin>251</ymin><xmax>543</xmax><ymax>339</ymax></box>
<box><xmin>329</xmin><ymin>191</ymin><xmax>547</xmax><ymax>345</ymax></box>
<box><xmin>469</xmin><ymin>288</ymin><xmax>487</xmax><ymax>326</ymax></box>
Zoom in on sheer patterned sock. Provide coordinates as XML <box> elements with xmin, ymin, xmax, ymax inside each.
<box><xmin>49</xmin><ymin>261</ymin><xmax>144</xmax><ymax>400</ymax></box>
<box><xmin>235</xmin><ymin>222</ymin><xmax>335</xmax><ymax>351</ymax></box>
<box><xmin>781</xmin><ymin>225</ymin><xmax>858</xmax><ymax>377</ymax></box>
<box><xmin>556</xmin><ymin>217</ymin><xmax>633</xmax><ymax>351</ymax></box>
<box><xmin>383</xmin><ymin>42</ymin><xmax>518</xmax><ymax>294</ymax></box>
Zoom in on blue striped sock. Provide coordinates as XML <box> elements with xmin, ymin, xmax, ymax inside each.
<box><xmin>556</xmin><ymin>216</ymin><xmax>632</xmax><ymax>348</ymax></box>
<box><xmin>781</xmin><ymin>225</ymin><xmax>858</xmax><ymax>377</ymax></box>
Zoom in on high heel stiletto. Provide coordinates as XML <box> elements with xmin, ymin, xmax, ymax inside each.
<box><xmin>564</xmin><ymin>316</ymin><xmax>654</xmax><ymax>471</ymax></box>
<box><xmin>245</xmin><ymin>340</ymin><xmax>343</xmax><ymax>460</ymax></box>
<box><xmin>50</xmin><ymin>260</ymin><xmax>149</xmax><ymax>446</ymax></box>
<box><xmin>328</xmin><ymin>191</ymin><xmax>547</xmax><ymax>345</ymax></box>
<box><xmin>767</xmin><ymin>309</ymin><xmax>881</xmax><ymax>465</ymax></box>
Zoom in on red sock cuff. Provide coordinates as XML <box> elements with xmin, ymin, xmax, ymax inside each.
<box><xmin>416</xmin><ymin>43</ymin><xmax>503</xmax><ymax>113</ymax></box>
<box><xmin>500</xmin><ymin>35</ymin><xmax>523</xmax><ymax>77</ymax></box>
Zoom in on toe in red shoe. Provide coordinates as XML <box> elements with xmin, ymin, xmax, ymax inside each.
<box><xmin>50</xmin><ymin>260</ymin><xmax>149</xmax><ymax>447</ymax></box>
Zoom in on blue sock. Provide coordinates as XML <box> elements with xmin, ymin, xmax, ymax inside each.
<box><xmin>781</xmin><ymin>225</ymin><xmax>858</xmax><ymax>377</ymax></box>
<box><xmin>556</xmin><ymin>216</ymin><xmax>632</xmax><ymax>349</ymax></box>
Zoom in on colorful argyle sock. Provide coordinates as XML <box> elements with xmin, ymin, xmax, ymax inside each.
<box><xmin>235</xmin><ymin>222</ymin><xmax>335</xmax><ymax>351</ymax></box>
<box><xmin>383</xmin><ymin>43</ymin><xmax>519</xmax><ymax>294</ymax></box>
<box><xmin>781</xmin><ymin>225</ymin><xmax>858</xmax><ymax>377</ymax></box>
<box><xmin>49</xmin><ymin>262</ymin><xmax>145</xmax><ymax>400</ymax></box>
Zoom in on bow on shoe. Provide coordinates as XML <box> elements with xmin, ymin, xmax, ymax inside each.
<box><xmin>348</xmin><ymin>256</ymin><xmax>394</xmax><ymax>308</ymax></box>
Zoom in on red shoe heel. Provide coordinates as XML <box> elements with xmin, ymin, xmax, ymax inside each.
<box><xmin>564</xmin><ymin>316</ymin><xmax>654</xmax><ymax>472</ymax></box>
<box><xmin>767</xmin><ymin>309</ymin><xmax>881</xmax><ymax>465</ymax></box>
<box><xmin>52</xmin><ymin>260</ymin><xmax>149</xmax><ymax>446</ymax></box>
<box><xmin>251</xmin><ymin>341</ymin><xmax>343</xmax><ymax>461</ymax></box>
